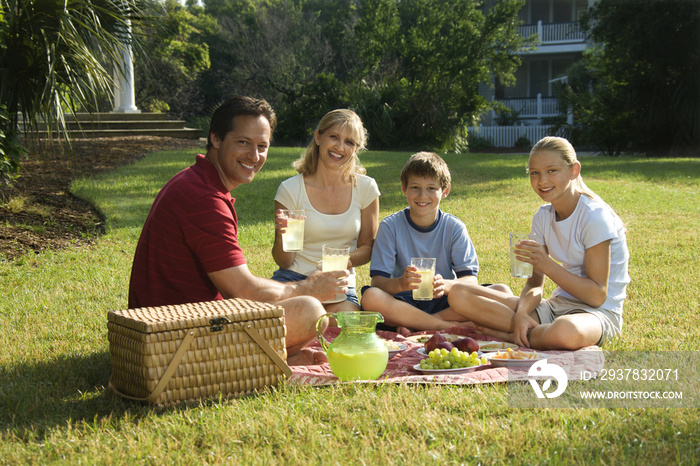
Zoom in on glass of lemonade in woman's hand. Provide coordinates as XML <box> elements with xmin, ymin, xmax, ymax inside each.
<box><xmin>281</xmin><ymin>209</ymin><xmax>305</xmax><ymax>252</ymax></box>
<box><xmin>411</xmin><ymin>257</ymin><xmax>436</xmax><ymax>301</ymax></box>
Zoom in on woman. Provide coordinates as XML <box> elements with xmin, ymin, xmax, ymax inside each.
<box><xmin>447</xmin><ymin>136</ymin><xmax>630</xmax><ymax>350</ymax></box>
<box><xmin>271</xmin><ymin>109</ymin><xmax>380</xmax><ymax>312</ymax></box>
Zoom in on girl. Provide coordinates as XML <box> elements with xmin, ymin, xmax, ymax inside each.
<box><xmin>270</xmin><ymin>109</ymin><xmax>380</xmax><ymax>313</ymax></box>
<box><xmin>447</xmin><ymin>137</ymin><xmax>630</xmax><ymax>350</ymax></box>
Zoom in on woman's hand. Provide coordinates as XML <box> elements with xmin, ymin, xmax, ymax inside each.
<box><xmin>274</xmin><ymin>209</ymin><xmax>289</xmax><ymax>235</ymax></box>
<box><xmin>515</xmin><ymin>239</ymin><xmax>549</xmax><ymax>271</ymax></box>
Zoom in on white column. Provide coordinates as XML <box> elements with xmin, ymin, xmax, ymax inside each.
<box><xmin>112</xmin><ymin>20</ymin><xmax>140</xmax><ymax>113</ymax></box>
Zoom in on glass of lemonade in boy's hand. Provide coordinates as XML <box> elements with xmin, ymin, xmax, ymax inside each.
<box><xmin>411</xmin><ymin>257</ymin><xmax>436</xmax><ymax>301</ymax></box>
<box><xmin>281</xmin><ymin>209</ymin><xmax>305</xmax><ymax>252</ymax></box>
<box><xmin>509</xmin><ymin>232</ymin><xmax>533</xmax><ymax>278</ymax></box>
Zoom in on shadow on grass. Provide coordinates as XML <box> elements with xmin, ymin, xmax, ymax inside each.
<box><xmin>0</xmin><ymin>351</ymin><xmax>158</xmax><ymax>434</ymax></box>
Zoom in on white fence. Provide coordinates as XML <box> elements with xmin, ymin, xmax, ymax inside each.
<box><xmin>519</xmin><ymin>21</ymin><xmax>585</xmax><ymax>44</ymax></box>
<box><xmin>467</xmin><ymin>125</ymin><xmax>552</xmax><ymax>148</ymax></box>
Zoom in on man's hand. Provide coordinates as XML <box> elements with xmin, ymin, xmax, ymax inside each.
<box><xmin>299</xmin><ymin>270</ymin><xmax>350</xmax><ymax>302</ymax></box>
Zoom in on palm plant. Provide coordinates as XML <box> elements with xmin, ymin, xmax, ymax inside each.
<box><xmin>0</xmin><ymin>0</ymin><xmax>152</xmax><ymax>142</ymax></box>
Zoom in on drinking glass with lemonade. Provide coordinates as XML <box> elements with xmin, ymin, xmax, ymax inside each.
<box><xmin>322</xmin><ymin>244</ymin><xmax>350</xmax><ymax>303</ymax></box>
<box><xmin>411</xmin><ymin>257</ymin><xmax>436</xmax><ymax>301</ymax></box>
<box><xmin>509</xmin><ymin>232</ymin><xmax>533</xmax><ymax>278</ymax></box>
<box><xmin>281</xmin><ymin>209</ymin><xmax>305</xmax><ymax>252</ymax></box>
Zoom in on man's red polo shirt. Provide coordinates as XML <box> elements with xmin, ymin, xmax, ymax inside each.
<box><xmin>128</xmin><ymin>154</ymin><xmax>246</xmax><ymax>308</ymax></box>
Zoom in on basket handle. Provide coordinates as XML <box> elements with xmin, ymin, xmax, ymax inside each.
<box><xmin>236</xmin><ymin>323</ymin><xmax>293</xmax><ymax>378</ymax></box>
<box><xmin>109</xmin><ymin>330</ymin><xmax>196</xmax><ymax>404</ymax></box>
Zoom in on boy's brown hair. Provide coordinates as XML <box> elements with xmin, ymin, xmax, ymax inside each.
<box><xmin>400</xmin><ymin>151</ymin><xmax>451</xmax><ymax>189</ymax></box>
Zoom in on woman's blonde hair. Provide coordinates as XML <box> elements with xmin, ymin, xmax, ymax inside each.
<box><xmin>293</xmin><ymin>109</ymin><xmax>368</xmax><ymax>184</ymax></box>
<box><xmin>529</xmin><ymin>136</ymin><xmax>599</xmax><ymax>201</ymax></box>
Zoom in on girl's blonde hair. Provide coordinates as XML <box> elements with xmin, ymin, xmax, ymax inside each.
<box><xmin>529</xmin><ymin>136</ymin><xmax>600</xmax><ymax>201</ymax></box>
<box><xmin>293</xmin><ymin>109</ymin><xmax>368</xmax><ymax>184</ymax></box>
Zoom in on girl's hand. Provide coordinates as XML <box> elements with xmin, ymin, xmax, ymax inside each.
<box><xmin>515</xmin><ymin>240</ymin><xmax>548</xmax><ymax>270</ymax></box>
<box><xmin>433</xmin><ymin>274</ymin><xmax>445</xmax><ymax>298</ymax></box>
<box><xmin>400</xmin><ymin>265</ymin><xmax>421</xmax><ymax>291</ymax></box>
<box><xmin>513</xmin><ymin>312</ymin><xmax>539</xmax><ymax>348</ymax></box>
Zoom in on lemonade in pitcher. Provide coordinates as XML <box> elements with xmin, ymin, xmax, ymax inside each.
<box><xmin>327</xmin><ymin>346</ymin><xmax>388</xmax><ymax>381</ymax></box>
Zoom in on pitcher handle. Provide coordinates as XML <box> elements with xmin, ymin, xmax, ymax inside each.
<box><xmin>315</xmin><ymin>313</ymin><xmax>336</xmax><ymax>352</ymax></box>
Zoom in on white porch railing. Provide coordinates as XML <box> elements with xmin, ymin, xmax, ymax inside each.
<box><xmin>468</xmin><ymin>125</ymin><xmax>553</xmax><ymax>148</ymax></box>
<box><xmin>498</xmin><ymin>95</ymin><xmax>559</xmax><ymax>118</ymax></box>
<box><xmin>519</xmin><ymin>21</ymin><xmax>585</xmax><ymax>44</ymax></box>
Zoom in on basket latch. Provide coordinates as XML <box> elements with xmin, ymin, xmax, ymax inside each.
<box><xmin>209</xmin><ymin>316</ymin><xmax>230</xmax><ymax>332</ymax></box>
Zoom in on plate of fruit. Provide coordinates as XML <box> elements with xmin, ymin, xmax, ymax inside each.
<box><xmin>383</xmin><ymin>340</ymin><xmax>407</xmax><ymax>358</ymax></box>
<box><xmin>414</xmin><ymin>347</ymin><xmax>489</xmax><ymax>374</ymax></box>
<box><xmin>476</xmin><ymin>341</ymin><xmax>519</xmax><ymax>352</ymax></box>
<box><xmin>485</xmin><ymin>348</ymin><xmax>544</xmax><ymax>367</ymax></box>
<box><xmin>406</xmin><ymin>333</ymin><xmax>465</xmax><ymax>344</ymax></box>
<box><xmin>416</xmin><ymin>333</ymin><xmax>482</xmax><ymax>355</ymax></box>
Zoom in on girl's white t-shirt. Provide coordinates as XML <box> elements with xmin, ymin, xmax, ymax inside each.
<box><xmin>531</xmin><ymin>194</ymin><xmax>630</xmax><ymax>314</ymax></box>
<box><xmin>274</xmin><ymin>173</ymin><xmax>380</xmax><ymax>288</ymax></box>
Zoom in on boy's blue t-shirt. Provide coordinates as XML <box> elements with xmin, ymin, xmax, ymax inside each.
<box><xmin>369</xmin><ymin>208</ymin><xmax>479</xmax><ymax>280</ymax></box>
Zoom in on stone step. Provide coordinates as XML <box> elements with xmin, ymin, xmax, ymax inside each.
<box><xmin>59</xmin><ymin>128</ymin><xmax>203</xmax><ymax>139</ymax></box>
<box><xmin>18</xmin><ymin>112</ymin><xmax>203</xmax><ymax>139</ymax></box>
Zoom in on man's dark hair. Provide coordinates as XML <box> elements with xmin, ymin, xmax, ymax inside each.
<box><xmin>206</xmin><ymin>96</ymin><xmax>277</xmax><ymax>150</ymax></box>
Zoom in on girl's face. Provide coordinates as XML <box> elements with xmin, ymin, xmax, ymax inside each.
<box><xmin>528</xmin><ymin>149</ymin><xmax>580</xmax><ymax>205</ymax></box>
<box><xmin>314</xmin><ymin>124</ymin><xmax>359</xmax><ymax>170</ymax></box>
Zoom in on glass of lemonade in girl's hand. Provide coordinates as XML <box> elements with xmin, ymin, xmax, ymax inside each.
<box><xmin>281</xmin><ymin>209</ymin><xmax>305</xmax><ymax>252</ymax></box>
<box><xmin>322</xmin><ymin>244</ymin><xmax>350</xmax><ymax>303</ymax></box>
<box><xmin>411</xmin><ymin>257</ymin><xmax>436</xmax><ymax>301</ymax></box>
<box><xmin>509</xmin><ymin>232</ymin><xmax>533</xmax><ymax>278</ymax></box>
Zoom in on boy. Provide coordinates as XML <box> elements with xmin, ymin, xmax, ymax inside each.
<box><xmin>361</xmin><ymin>152</ymin><xmax>507</xmax><ymax>333</ymax></box>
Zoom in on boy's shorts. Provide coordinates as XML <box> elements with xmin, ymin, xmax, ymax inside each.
<box><xmin>392</xmin><ymin>291</ymin><xmax>450</xmax><ymax>315</ymax></box>
<box><xmin>271</xmin><ymin>268</ymin><xmax>359</xmax><ymax>307</ymax></box>
<box><xmin>535</xmin><ymin>296</ymin><xmax>622</xmax><ymax>346</ymax></box>
<box><xmin>359</xmin><ymin>286</ymin><xmax>449</xmax><ymax>315</ymax></box>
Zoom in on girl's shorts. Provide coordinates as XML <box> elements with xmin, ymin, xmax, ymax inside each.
<box><xmin>271</xmin><ymin>268</ymin><xmax>359</xmax><ymax>307</ymax></box>
<box><xmin>535</xmin><ymin>296</ymin><xmax>622</xmax><ymax>345</ymax></box>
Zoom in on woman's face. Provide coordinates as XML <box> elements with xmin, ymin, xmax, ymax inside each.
<box><xmin>314</xmin><ymin>124</ymin><xmax>359</xmax><ymax>171</ymax></box>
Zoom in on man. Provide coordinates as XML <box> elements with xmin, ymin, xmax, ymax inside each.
<box><xmin>128</xmin><ymin>96</ymin><xmax>348</xmax><ymax>364</ymax></box>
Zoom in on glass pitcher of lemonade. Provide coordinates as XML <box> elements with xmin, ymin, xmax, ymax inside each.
<box><xmin>315</xmin><ymin>311</ymin><xmax>389</xmax><ymax>381</ymax></box>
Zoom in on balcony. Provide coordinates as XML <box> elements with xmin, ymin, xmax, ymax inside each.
<box><xmin>498</xmin><ymin>95</ymin><xmax>560</xmax><ymax>119</ymax></box>
<box><xmin>520</xmin><ymin>21</ymin><xmax>586</xmax><ymax>44</ymax></box>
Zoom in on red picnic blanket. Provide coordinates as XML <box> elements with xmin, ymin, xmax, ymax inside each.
<box><xmin>289</xmin><ymin>327</ymin><xmax>604</xmax><ymax>386</ymax></box>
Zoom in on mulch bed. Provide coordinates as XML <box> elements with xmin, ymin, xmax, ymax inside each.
<box><xmin>0</xmin><ymin>136</ymin><xmax>204</xmax><ymax>262</ymax></box>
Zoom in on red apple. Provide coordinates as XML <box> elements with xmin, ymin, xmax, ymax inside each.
<box><xmin>454</xmin><ymin>337</ymin><xmax>480</xmax><ymax>353</ymax></box>
<box><xmin>424</xmin><ymin>333</ymin><xmax>447</xmax><ymax>352</ymax></box>
<box><xmin>435</xmin><ymin>341</ymin><xmax>455</xmax><ymax>351</ymax></box>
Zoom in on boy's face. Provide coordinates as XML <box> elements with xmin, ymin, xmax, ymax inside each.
<box><xmin>402</xmin><ymin>175</ymin><xmax>450</xmax><ymax>226</ymax></box>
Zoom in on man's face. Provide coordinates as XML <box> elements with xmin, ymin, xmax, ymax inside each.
<box><xmin>208</xmin><ymin>114</ymin><xmax>271</xmax><ymax>190</ymax></box>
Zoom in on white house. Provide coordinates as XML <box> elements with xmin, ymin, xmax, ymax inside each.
<box><xmin>479</xmin><ymin>0</ymin><xmax>595</xmax><ymax>127</ymax></box>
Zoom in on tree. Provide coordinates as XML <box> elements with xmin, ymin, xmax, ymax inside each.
<box><xmin>0</xmin><ymin>0</ymin><xmax>153</xmax><ymax>139</ymax></box>
<box><xmin>566</xmin><ymin>0</ymin><xmax>700</xmax><ymax>156</ymax></box>
<box><xmin>133</xmin><ymin>0</ymin><xmax>216</xmax><ymax>118</ymax></box>
<box><xmin>350</xmin><ymin>0</ymin><xmax>528</xmax><ymax>151</ymax></box>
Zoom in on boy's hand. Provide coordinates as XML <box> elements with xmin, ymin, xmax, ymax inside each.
<box><xmin>432</xmin><ymin>274</ymin><xmax>445</xmax><ymax>298</ymax></box>
<box><xmin>400</xmin><ymin>265</ymin><xmax>421</xmax><ymax>291</ymax></box>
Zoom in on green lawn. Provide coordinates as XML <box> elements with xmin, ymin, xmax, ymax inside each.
<box><xmin>1</xmin><ymin>147</ymin><xmax>698</xmax><ymax>464</ymax></box>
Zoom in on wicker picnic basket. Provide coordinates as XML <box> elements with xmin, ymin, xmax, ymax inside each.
<box><xmin>107</xmin><ymin>298</ymin><xmax>292</xmax><ymax>405</ymax></box>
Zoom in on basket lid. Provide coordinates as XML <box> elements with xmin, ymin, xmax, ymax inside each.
<box><xmin>108</xmin><ymin>298</ymin><xmax>284</xmax><ymax>333</ymax></box>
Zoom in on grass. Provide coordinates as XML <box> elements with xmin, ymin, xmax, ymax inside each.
<box><xmin>1</xmin><ymin>147</ymin><xmax>699</xmax><ymax>464</ymax></box>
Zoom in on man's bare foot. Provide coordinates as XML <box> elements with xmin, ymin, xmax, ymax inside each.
<box><xmin>396</xmin><ymin>326</ymin><xmax>412</xmax><ymax>337</ymax></box>
<box><xmin>287</xmin><ymin>347</ymin><xmax>328</xmax><ymax>366</ymax></box>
